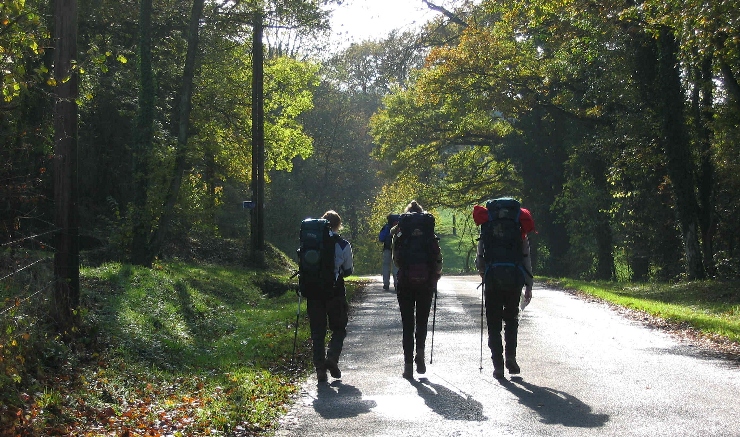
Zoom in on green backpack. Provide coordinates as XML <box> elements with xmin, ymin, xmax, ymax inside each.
<box><xmin>297</xmin><ymin>218</ymin><xmax>337</xmax><ymax>299</ymax></box>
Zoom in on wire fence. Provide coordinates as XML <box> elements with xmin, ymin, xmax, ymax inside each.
<box><xmin>1</xmin><ymin>226</ymin><xmax>59</xmax><ymax>319</ymax></box>
<box><xmin>0</xmin><ymin>221</ymin><xmax>60</xmax><ymax>402</ymax></box>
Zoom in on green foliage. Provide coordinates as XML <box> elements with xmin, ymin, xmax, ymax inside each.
<box><xmin>366</xmin><ymin>0</ymin><xmax>740</xmax><ymax>280</ymax></box>
<box><xmin>264</xmin><ymin>39</ymin><xmax>409</xmax><ymax>266</ymax></box>
<box><xmin>554</xmin><ymin>171</ymin><xmax>609</xmax><ymax>279</ymax></box>
<box><xmin>0</xmin><ymin>250</ymin><xmax>68</xmax><ymax>412</ymax></box>
<box><xmin>0</xmin><ymin>0</ymin><xmax>49</xmax><ymax>103</ymax></box>
<box><xmin>436</xmin><ymin>209</ymin><xmax>479</xmax><ymax>274</ymax></box>
<box><xmin>1</xmin><ymin>251</ymin><xmax>366</xmax><ymax>434</ymax></box>
<box><xmin>263</xmin><ymin>57</ymin><xmax>320</xmax><ymax>171</ymax></box>
<box><xmin>713</xmin><ymin>106</ymin><xmax>740</xmax><ymax>277</ymax></box>
<box><xmin>370</xmin><ymin>84</ymin><xmax>521</xmax><ymax>209</ymax></box>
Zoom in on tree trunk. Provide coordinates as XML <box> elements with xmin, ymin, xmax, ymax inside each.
<box><xmin>692</xmin><ymin>55</ymin><xmax>715</xmax><ymax>275</ymax></box>
<box><xmin>655</xmin><ymin>28</ymin><xmax>705</xmax><ymax>280</ymax></box>
<box><xmin>718</xmin><ymin>59</ymin><xmax>740</xmax><ymax>113</ymax></box>
<box><xmin>131</xmin><ymin>0</ymin><xmax>155</xmax><ymax>266</ymax></box>
<box><xmin>148</xmin><ymin>0</ymin><xmax>206</xmax><ymax>262</ymax></box>
<box><xmin>52</xmin><ymin>0</ymin><xmax>80</xmax><ymax>333</ymax></box>
<box><xmin>250</xmin><ymin>10</ymin><xmax>266</xmax><ymax>266</ymax></box>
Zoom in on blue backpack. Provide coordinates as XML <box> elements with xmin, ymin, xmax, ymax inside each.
<box><xmin>379</xmin><ymin>214</ymin><xmax>400</xmax><ymax>250</ymax></box>
<box><xmin>480</xmin><ymin>198</ymin><xmax>525</xmax><ymax>291</ymax></box>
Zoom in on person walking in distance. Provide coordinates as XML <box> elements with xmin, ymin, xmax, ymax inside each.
<box><xmin>474</xmin><ymin>198</ymin><xmax>535</xmax><ymax>378</ymax></box>
<box><xmin>379</xmin><ymin>213</ymin><xmax>400</xmax><ymax>291</ymax></box>
<box><xmin>304</xmin><ymin>210</ymin><xmax>354</xmax><ymax>383</ymax></box>
<box><xmin>392</xmin><ymin>200</ymin><xmax>442</xmax><ymax>379</ymax></box>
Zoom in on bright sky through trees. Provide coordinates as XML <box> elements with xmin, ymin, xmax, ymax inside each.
<box><xmin>327</xmin><ymin>0</ymin><xmax>455</xmax><ymax>47</ymax></box>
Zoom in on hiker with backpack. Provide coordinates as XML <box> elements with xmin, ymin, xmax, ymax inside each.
<box><xmin>391</xmin><ymin>200</ymin><xmax>443</xmax><ymax>379</ymax></box>
<box><xmin>298</xmin><ymin>210</ymin><xmax>354</xmax><ymax>383</ymax></box>
<box><xmin>474</xmin><ymin>198</ymin><xmax>535</xmax><ymax>378</ymax></box>
<box><xmin>379</xmin><ymin>213</ymin><xmax>400</xmax><ymax>291</ymax></box>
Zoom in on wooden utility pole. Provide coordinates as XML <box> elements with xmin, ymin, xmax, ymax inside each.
<box><xmin>251</xmin><ymin>10</ymin><xmax>265</xmax><ymax>265</ymax></box>
<box><xmin>52</xmin><ymin>0</ymin><xmax>80</xmax><ymax>333</ymax></box>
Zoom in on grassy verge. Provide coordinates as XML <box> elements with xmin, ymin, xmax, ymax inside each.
<box><xmin>2</xmin><ymin>257</ymin><xmax>368</xmax><ymax>436</ymax></box>
<box><xmin>544</xmin><ymin>278</ymin><xmax>740</xmax><ymax>344</ymax></box>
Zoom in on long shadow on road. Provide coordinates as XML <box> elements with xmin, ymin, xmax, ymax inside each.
<box><xmin>411</xmin><ymin>377</ymin><xmax>488</xmax><ymax>422</ymax></box>
<box><xmin>502</xmin><ymin>377</ymin><xmax>610</xmax><ymax>428</ymax></box>
<box><xmin>313</xmin><ymin>381</ymin><xmax>377</xmax><ymax>419</ymax></box>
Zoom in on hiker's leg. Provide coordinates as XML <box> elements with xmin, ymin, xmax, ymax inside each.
<box><xmin>326</xmin><ymin>295</ymin><xmax>349</xmax><ymax>363</ymax></box>
<box><xmin>414</xmin><ymin>287</ymin><xmax>433</xmax><ymax>355</ymax></box>
<box><xmin>397</xmin><ymin>289</ymin><xmax>416</xmax><ymax>365</ymax></box>
<box><xmin>503</xmin><ymin>288</ymin><xmax>521</xmax><ymax>370</ymax></box>
<box><xmin>382</xmin><ymin>249</ymin><xmax>392</xmax><ymax>289</ymax></box>
<box><xmin>306</xmin><ymin>298</ymin><xmax>328</xmax><ymax>369</ymax></box>
<box><xmin>413</xmin><ymin>287</ymin><xmax>433</xmax><ymax>373</ymax></box>
<box><xmin>484</xmin><ymin>285</ymin><xmax>505</xmax><ymax>361</ymax></box>
<box><xmin>484</xmin><ymin>284</ymin><xmax>506</xmax><ymax>377</ymax></box>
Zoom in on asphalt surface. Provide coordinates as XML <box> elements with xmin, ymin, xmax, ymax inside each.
<box><xmin>275</xmin><ymin>275</ymin><xmax>740</xmax><ymax>436</ymax></box>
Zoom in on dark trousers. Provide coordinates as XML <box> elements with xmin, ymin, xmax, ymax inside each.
<box><xmin>307</xmin><ymin>294</ymin><xmax>348</xmax><ymax>369</ymax></box>
<box><xmin>484</xmin><ymin>282</ymin><xmax>521</xmax><ymax>362</ymax></box>
<box><xmin>397</xmin><ymin>285</ymin><xmax>434</xmax><ymax>363</ymax></box>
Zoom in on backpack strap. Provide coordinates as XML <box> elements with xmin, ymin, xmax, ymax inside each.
<box><xmin>336</xmin><ymin>236</ymin><xmax>348</xmax><ymax>250</ymax></box>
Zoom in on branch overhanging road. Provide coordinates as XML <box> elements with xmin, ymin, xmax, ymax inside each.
<box><xmin>276</xmin><ymin>275</ymin><xmax>740</xmax><ymax>436</ymax></box>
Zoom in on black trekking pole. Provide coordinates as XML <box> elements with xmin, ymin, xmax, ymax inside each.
<box><xmin>430</xmin><ymin>285</ymin><xmax>438</xmax><ymax>364</ymax></box>
<box><xmin>478</xmin><ymin>279</ymin><xmax>485</xmax><ymax>372</ymax></box>
<box><xmin>291</xmin><ymin>292</ymin><xmax>302</xmax><ymax>367</ymax></box>
<box><xmin>290</xmin><ymin>270</ymin><xmax>301</xmax><ymax>368</ymax></box>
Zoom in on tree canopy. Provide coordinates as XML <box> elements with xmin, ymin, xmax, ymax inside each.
<box><xmin>2</xmin><ymin>0</ymin><xmax>740</xmax><ymax>282</ymax></box>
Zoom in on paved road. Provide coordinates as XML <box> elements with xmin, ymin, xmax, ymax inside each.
<box><xmin>275</xmin><ymin>276</ymin><xmax>740</xmax><ymax>436</ymax></box>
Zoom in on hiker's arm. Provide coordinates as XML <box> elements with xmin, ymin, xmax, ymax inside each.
<box><xmin>475</xmin><ymin>239</ymin><xmax>485</xmax><ymax>278</ymax></box>
<box><xmin>434</xmin><ymin>238</ymin><xmax>443</xmax><ymax>278</ymax></box>
<box><xmin>340</xmin><ymin>242</ymin><xmax>354</xmax><ymax>277</ymax></box>
<box><xmin>391</xmin><ymin>226</ymin><xmax>401</xmax><ymax>268</ymax></box>
<box><xmin>522</xmin><ymin>236</ymin><xmax>533</xmax><ymax>291</ymax></box>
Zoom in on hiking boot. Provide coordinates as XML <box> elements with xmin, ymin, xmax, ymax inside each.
<box><xmin>402</xmin><ymin>362</ymin><xmax>414</xmax><ymax>379</ymax></box>
<box><xmin>316</xmin><ymin>367</ymin><xmax>328</xmax><ymax>383</ymax></box>
<box><xmin>325</xmin><ymin>358</ymin><xmax>342</xmax><ymax>379</ymax></box>
<box><xmin>492</xmin><ymin>356</ymin><xmax>505</xmax><ymax>379</ymax></box>
<box><xmin>493</xmin><ymin>367</ymin><xmax>505</xmax><ymax>378</ymax></box>
<box><xmin>414</xmin><ymin>354</ymin><xmax>426</xmax><ymax>374</ymax></box>
<box><xmin>383</xmin><ymin>285</ymin><xmax>389</xmax><ymax>290</ymax></box>
<box><xmin>505</xmin><ymin>357</ymin><xmax>520</xmax><ymax>375</ymax></box>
